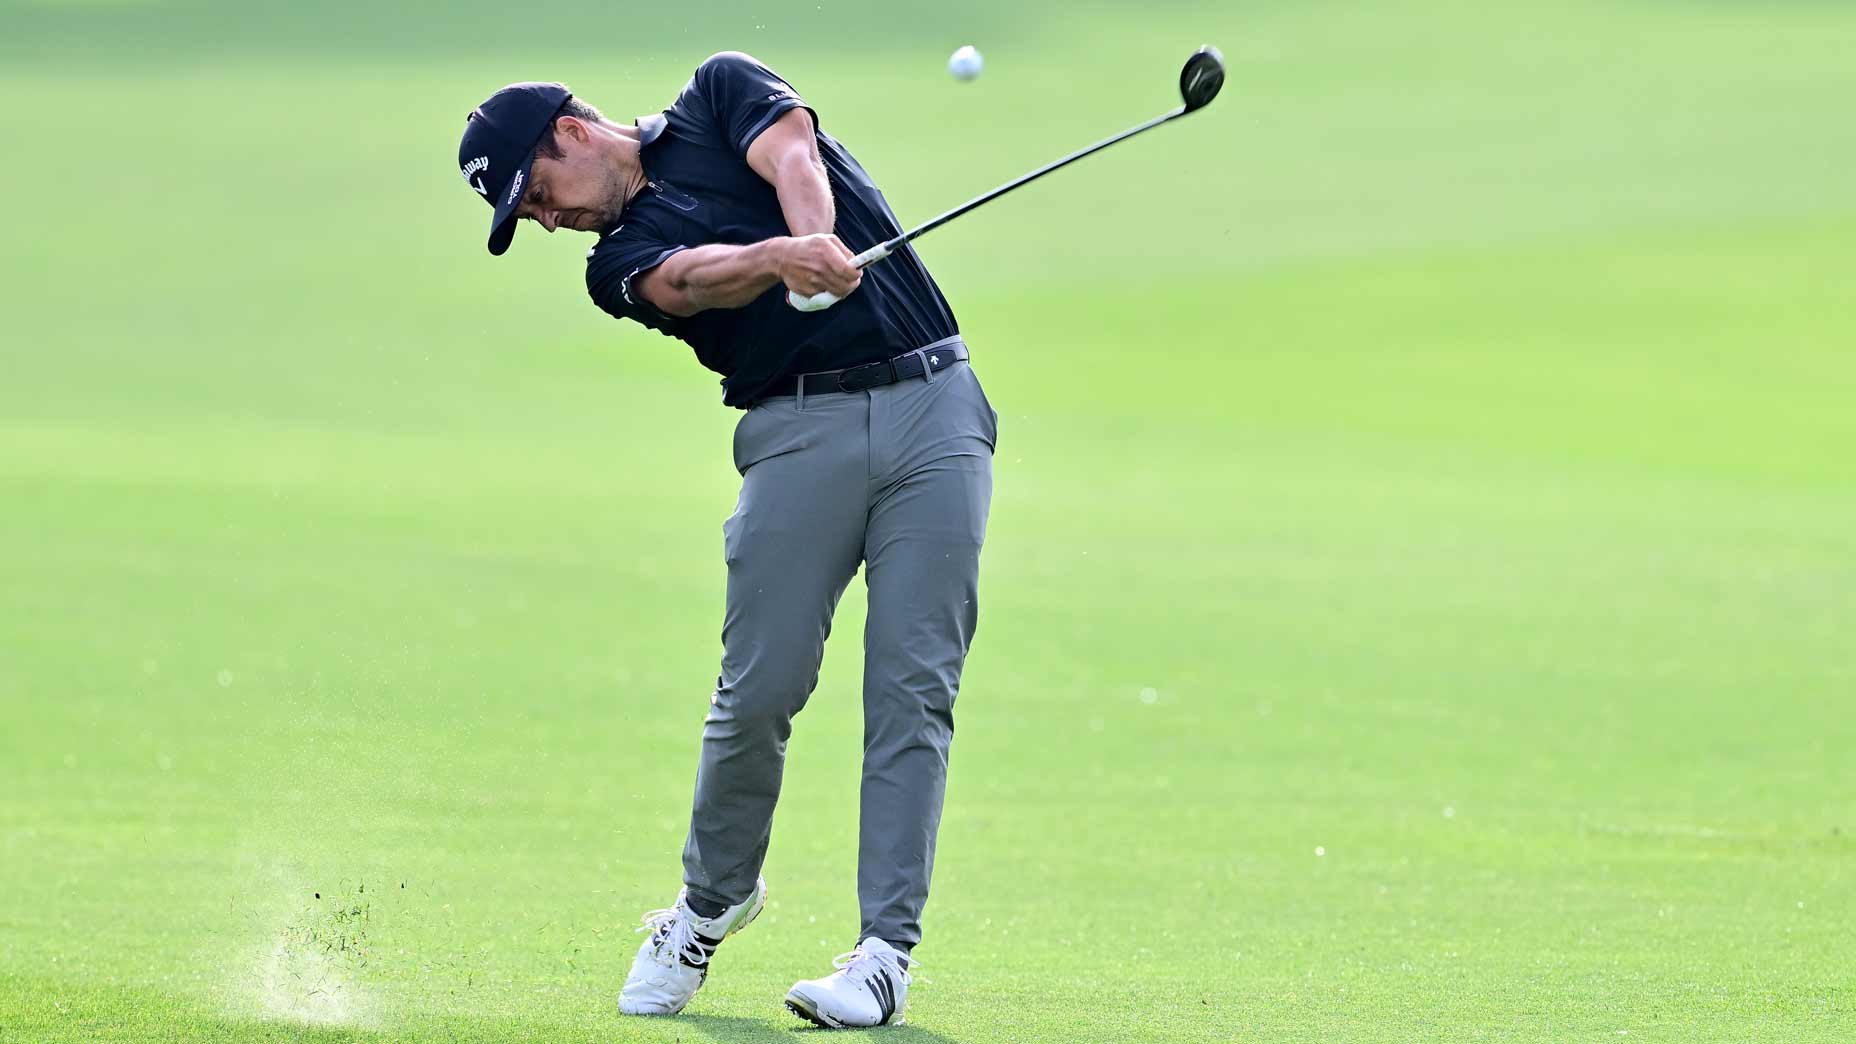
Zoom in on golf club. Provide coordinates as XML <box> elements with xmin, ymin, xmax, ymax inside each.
<box><xmin>788</xmin><ymin>45</ymin><xmax>1226</xmax><ymax>312</ymax></box>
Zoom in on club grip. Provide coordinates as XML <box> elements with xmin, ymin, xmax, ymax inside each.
<box><xmin>850</xmin><ymin>242</ymin><xmax>893</xmax><ymax>267</ymax></box>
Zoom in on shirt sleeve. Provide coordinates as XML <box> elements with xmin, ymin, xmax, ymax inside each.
<box><xmin>691</xmin><ymin>51</ymin><xmax>815</xmax><ymax>158</ymax></box>
<box><xmin>585</xmin><ymin>228</ymin><xmax>689</xmax><ymax>333</ymax></box>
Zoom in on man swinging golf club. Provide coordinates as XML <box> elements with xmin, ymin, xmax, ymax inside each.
<box><xmin>457</xmin><ymin>52</ymin><xmax>996</xmax><ymax>1027</ymax></box>
<box><xmin>457</xmin><ymin>46</ymin><xmax>1221</xmax><ymax>1027</ymax></box>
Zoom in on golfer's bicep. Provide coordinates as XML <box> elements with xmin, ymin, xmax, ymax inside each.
<box><xmin>745</xmin><ymin>108</ymin><xmax>819</xmax><ymax>186</ymax></box>
<box><xmin>587</xmin><ymin>244</ymin><xmax>694</xmax><ymax>327</ymax></box>
<box><xmin>632</xmin><ymin>259</ymin><xmax>700</xmax><ymax>319</ymax></box>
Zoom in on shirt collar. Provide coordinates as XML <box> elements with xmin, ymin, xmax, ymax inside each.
<box><xmin>635</xmin><ymin>113</ymin><xmax>667</xmax><ymax>146</ymax></box>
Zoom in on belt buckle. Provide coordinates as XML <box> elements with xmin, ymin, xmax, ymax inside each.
<box><xmin>835</xmin><ymin>360</ymin><xmax>887</xmax><ymax>392</ymax></box>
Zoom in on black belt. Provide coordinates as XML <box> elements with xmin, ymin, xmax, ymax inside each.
<box><xmin>762</xmin><ymin>337</ymin><xmax>968</xmax><ymax>400</ymax></box>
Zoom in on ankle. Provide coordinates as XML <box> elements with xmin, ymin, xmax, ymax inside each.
<box><xmin>860</xmin><ymin>937</ymin><xmax>910</xmax><ymax>960</ymax></box>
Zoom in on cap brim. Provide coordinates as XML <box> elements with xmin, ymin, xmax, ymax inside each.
<box><xmin>485</xmin><ymin>150</ymin><xmax>538</xmax><ymax>256</ymax></box>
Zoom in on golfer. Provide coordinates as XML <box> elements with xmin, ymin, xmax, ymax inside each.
<box><xmin>456</xmin><ymin>51</ymin><xmax>996</xmax><ymax>1028</ymax></box>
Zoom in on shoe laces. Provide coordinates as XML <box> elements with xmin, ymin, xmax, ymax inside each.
<box><xmin>637</xmin><ymin>904</ymin><xmax>707</xmax><ymax>968</ymax></box>
<box><xmin>832</xmin><ymin>943</ymin><xmax>915</xmax><ymax>986</ymax></box>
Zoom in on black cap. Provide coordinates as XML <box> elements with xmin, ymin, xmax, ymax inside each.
<box><xmin>459</xmin><ymin>82</ymin><xmax>572</xmax><ymax>256</ymax></box>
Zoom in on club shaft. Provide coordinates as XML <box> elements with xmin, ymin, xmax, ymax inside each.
<box><xmin>859</xmin><ymin>105</ymin><xmax>1188</xmax><ymax>265</ymax></box>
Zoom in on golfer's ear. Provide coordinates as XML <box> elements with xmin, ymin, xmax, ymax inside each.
<box><xmin>555</xmin><ymin>115</ymin><xmax>592</xmax><ymax>145</ymax></box>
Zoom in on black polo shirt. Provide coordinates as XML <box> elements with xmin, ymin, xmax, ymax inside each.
<box><xmin>585</xmin><ymin>52</ymin><xmax>959</xmax><ymax>408</ymax></box>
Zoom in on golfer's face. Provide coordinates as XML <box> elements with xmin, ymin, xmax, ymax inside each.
<box><xmin>518</xmin><ymin>141</ymin><xmax>624</xmax><ymax>234</ymax></box>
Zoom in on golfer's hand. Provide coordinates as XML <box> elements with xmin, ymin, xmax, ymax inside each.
<box><xmin>778</xmin><ymin>234</ymin><xmax>863</xmax><ymax>299</ymax></box>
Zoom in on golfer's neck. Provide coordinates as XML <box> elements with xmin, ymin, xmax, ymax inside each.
<box><xmin>597</xmin><ymin>124</ymin><xmax>650</xmax><ymax>204</ymax></box>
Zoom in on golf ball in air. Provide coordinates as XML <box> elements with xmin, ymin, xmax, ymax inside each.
<box><xmin>948</xmin><ymin>45</ymin><xmax>983</xmax><ymax>82</ymax></box>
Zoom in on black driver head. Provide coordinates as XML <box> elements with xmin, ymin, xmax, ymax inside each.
<box><xmin>1180</xmin><ymin>45</ymin><xmax>1225</xmax><ymax>113</ymax></box>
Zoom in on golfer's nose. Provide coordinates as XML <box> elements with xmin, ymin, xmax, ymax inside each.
<box><xmin>539</xmin><ymin>210</ymin><xmax>560</xmax><ymax>233</ymax></box>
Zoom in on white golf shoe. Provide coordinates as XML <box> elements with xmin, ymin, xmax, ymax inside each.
<box><xmin>617</xmin><ymin>878</ymin><xmax>767</xmax><ymax>1016</ymax></box>
<box><xmin>784</xmin><ymin>937</ymin><xmax>913</xmax><ymax>1028</ymax></box>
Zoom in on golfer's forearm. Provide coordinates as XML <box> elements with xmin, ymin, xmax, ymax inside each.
<box><xmin>662</xmin><ymin>240</ymin><xmax>789</xmax><ymax>311</ymax></box>
<box><xmin>771</xmin><ymin>150</ymin><xmax>835</xmax><ymax>237</ymax></box>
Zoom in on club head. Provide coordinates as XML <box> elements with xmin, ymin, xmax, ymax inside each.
<box><xmin>1180</xmin><ymin>45</ymin><xmax>1225</xmax><ymax>113</ymax></box>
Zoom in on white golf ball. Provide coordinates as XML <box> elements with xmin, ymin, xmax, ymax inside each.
<box><xmin>948</xmin><ymin>45</ymin><xmax>983</xmax><ymax>82</ymax></box>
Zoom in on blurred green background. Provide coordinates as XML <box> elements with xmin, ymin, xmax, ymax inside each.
<box><xmin>1</xmin><ymin>1</ymin><xmax>1852</xmax><ymax>1041</ymax></box>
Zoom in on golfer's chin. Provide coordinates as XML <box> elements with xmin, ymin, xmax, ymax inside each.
<box><xmin>586</xmin><ymin>209</ymin><xmax>625</xmax><ymax>233</ymax></box>
<box><xmin>563</xmin><ymin>212</ymin><xmax>615</xmax><ymax>234</ymax></box>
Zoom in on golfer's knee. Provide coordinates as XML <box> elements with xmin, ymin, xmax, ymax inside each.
<box><xmin>863</xmin><ymin>690</ymin><xmax>954</xmax><ymax>755</ymax></box>
<box><xmin>709</xmin><ymin>667</ymin><xmax>818</xmax><ymax>737</ymax></box>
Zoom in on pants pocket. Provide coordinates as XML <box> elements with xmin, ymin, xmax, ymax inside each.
<box><xmin>730</xmin><ymin>406</ymin><xmax>760</xmax><ymax>475</ymax></box>
<box><xmin>732</xmin><ymin>401</ymin><xmax>817</xmax><ymax>475</ymax></box>
<box><xmin>964</xmin><ymin>368</ymin><xmax>1000</xmax><ymax>452</ymax></box>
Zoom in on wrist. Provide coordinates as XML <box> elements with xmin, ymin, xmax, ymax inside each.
<box><xmin>767</xmin><ymin>236</ymin><xmax>797</xmax><ymax>280</ymax></box>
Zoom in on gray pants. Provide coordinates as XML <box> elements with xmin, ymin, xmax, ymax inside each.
<box><xmin>681</xmin><ymin>345</ymin><xmax>997</xmax><ymax>952</ymax></box>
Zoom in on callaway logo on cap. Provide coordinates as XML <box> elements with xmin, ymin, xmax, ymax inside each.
<box><xmin>458</xmin><ymin>81</ymin><xmax>572</xmax><ymax>256</ymax></box>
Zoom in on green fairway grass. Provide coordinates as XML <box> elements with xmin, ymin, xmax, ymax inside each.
<box><xmin>2</xmin><ymin>1</ymin><xmax>1852</xmax><ymax>1040</ymax></box>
